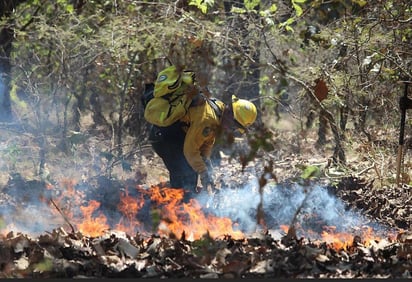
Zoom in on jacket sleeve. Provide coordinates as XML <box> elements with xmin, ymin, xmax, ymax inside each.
<box><xmin>183</xmin><ymin>122</ymin><xmax>216</xmax><ymax>173</ymax></box>
<box><xmin>144</xmin><ymin>95</ymin><xmax>191</xmax><ymax>127</ymax></box>
<box><xmin>183</xmin><ymin>125</ymin><xmax>207</xmax><ymax>173</ymax></box>
<box><xmin>183</xmin><ymin>102</ymin><xmax>220</xmax><ymax>173</ymax></box>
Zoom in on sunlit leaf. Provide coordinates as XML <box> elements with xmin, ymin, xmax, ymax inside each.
<box><xmin>189</xmin><ymin>0</ymin><xmax>214</xmax><ymax>14</ymax></box>
<box><xmin>292</xmin><ymin>2</ymin><xmax>303</xmax><ymax>17</ymax></box>
<box><xmin>269</xmin><ymin>3</ymin><xmax>278</xmax><ymax>12</ymax></box>
<box><xmin>301</xmin><ymin>165</ymin><xmax>321</xmax><ymax>180</ymax></box>
<box><xmin>245</xmin><ymin>0</ymin><xmax>260</xmax><ymax>10</ymax></box>
<box><xmin>231</xmin><ymin>7</ymin><xmax>247</xmax><ymax>14</ymax></box>
<box><xmin>66</xmin><ymin>4</ymin><xmax>74</xmax><ymax>13</ymax></box>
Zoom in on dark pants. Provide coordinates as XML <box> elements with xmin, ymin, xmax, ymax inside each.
<box><xmin>149</xmin><ymin>122</ymin><xmax>198</xmax><ymax>200</ymax></box>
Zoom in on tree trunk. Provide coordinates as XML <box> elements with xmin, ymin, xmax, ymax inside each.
<box><xmin>0</xmin><ymin>0</ymin><xmax>28</xmax><ymax>122</ymax></box>
<box><xmin>0</xmin><ymin>26</ymin><xmax>14</xmax><ymax>122</ymax></box>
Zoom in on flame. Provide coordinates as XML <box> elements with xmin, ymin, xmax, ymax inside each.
<box><xmin>320</xmin><ymin>226</ymin><xmax>385</xmax><ymax>250</ymax></box>
<box><xmin>77</xmin><ymin>200</ymin><xmax>109</xmax><ymax>237</ymax></box>
<box><xmin>279</xmin><ymin>224</ymin><xmax>391</xmax><ymax>251</ymax></box>
<box><xmin>63</xmin><ymin>184</ymin><xmax>245</xmax><ymax>240</ymax></box>
<box><xmin>146</xmin><ymin>186</ymin><xmax>244</xmax><ymax>240</ymax></box>
<box><xmin>321</xmin><ymin>226</ymin><xmax>354</xmax><ymax>250</ymax></box>
<box><xmin>2</xmin><ymin>176</ymin><xmax>398</xmax><ymax>246</ymax></box>
<box><xmin>280</xmin><ymin>225</ymin><xmax>289</xmax><ymax>234</ymax></box>
<box><xmin>115</xmin><ymin>187</ymin><xmax>145</xmax><ymax>234</ymax></box>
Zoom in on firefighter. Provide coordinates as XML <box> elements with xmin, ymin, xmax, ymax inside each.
<box><xmin>142</xmin><ymin>69</ymin><xmax>198</xmax><ymax>197</ymax></box>
<box><xmin>180</xmin><ymin>94</ymin><xmax>258</xmax><ymax>194</ymax></box>
<box><xmin>144</xmin><ymin>65</ymin><xmax>258</xmax><ymax>198</ymax></box>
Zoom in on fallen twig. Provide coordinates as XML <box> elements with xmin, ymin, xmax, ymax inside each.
<box><xmin>50</xmin><ymin>198</ymin><xmax>76</xmax><ymax>234</ymax></box>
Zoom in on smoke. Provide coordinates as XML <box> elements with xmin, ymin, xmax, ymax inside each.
<box><xmin>0</xmin><ymin>174</ymin><xmax>394</xmax><ymax>240</ymax></box>
<box><xmin>195</xmin><ymin>179</ymin><xmax>392</xmax><ymax>238</ymax></box>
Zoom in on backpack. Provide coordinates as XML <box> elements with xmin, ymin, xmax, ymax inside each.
<box><xmin>143</xmin><ymin>66</ymin><xmax>196</xmax><ymax>127</ymax></box>
<box><xmin>144</xmin><ymin>86</ymin><xmax>194</xmax><ymax>127</ymax></box>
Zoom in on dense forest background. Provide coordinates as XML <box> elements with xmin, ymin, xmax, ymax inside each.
<box><xmin>0</xmin><ymin>0</ymin><xmax>411</xmax><ymax>212</ymax></box>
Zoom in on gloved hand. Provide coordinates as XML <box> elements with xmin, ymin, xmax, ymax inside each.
<box><xmin>200</xmin><ymin>170</ymin><xmax>215</xmax><ymax>195</ymax></box>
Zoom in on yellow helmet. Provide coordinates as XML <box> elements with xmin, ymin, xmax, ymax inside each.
<box><xmin>232</xmin><ymin>95</ymin><xmax>257</xmax><ymax>128</ymax></box>
<box><xmin>154</xmin><ymin>65</ymin><xmax>195</xmax><ymax>97</ymax></box>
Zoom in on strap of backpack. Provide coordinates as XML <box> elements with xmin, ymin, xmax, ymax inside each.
<box><xmin>161</xmin><ymin>92</ymin><xmax>185</xmax><ymax>118</ymax></box>
<box><xmin>205</xmin><ymin>96</ymin><xmax>222</xmax><ymax>119</ymax></box>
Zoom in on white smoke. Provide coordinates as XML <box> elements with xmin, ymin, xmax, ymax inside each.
<box><xmin>195</xmin><ymin>179</ymin><xmax>391</xmax><ymax>238</ymax></box>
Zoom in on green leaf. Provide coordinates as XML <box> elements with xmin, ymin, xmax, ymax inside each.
<box><xmin>66</xmin><ymin>4</ymin><xmax>74</xmax><ymax>13</ymax></box>
<box><xmin>285</xmin><ymin>25</ymin><xmax>295</xmax><ymax>32</ymax></box>
<box><xmin>189</xmin><ymin>0</ymin><xmax>214</xmax><ymax>14</ymax></box>
<box><xmin>279</xmin><ymin>17</ymin><xmax>295</xmax><ymax>28</ymax></box>
<box><xmin>301</xmin><ymin>165</ymin><xmax>321</xmax><ymax>180</ymax></box>
<box><xmin>269</xmin><ymin>3</ymin><xmax>278</xmax><ymax>12</ymax></box>
<box><xmin>231</xmin><ymin>7</ymin><xmax>247</xmax><ymax>14</ymax></box>
<box><xmin>352</xmin><ymin>0</ymin><xmax>367</xmax><ymax>7</ymax></box>
<box><xmin>292</xmin><ymin>2</ymin><xmax>303</xmax><ymax>17</ymax></box>
<box><xmin>245</xmin><ymin>0</ymin><xmax>260</xmax><ymax>10</ymax></box>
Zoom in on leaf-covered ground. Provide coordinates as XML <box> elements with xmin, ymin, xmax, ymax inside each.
<box><xmin>0</xmin><ymin>121</ymin><xmax>411</xmax><ymax>278</ymax></box>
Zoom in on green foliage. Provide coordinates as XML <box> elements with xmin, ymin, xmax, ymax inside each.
<box><xmin>189</xmin><ymin>0</ymin><xmax>215</xmax><ymax>14</ymax></box>
<box><xmin>1</xmin><ymin>0</ymin><xmax>410</xmax><ymax>185</ymax></box>
<box><xmin>244</xmin><ymin>0</ymin><xmax>260</xmax><ymax>11</ymax></box>
<box><xmin>279</xmin><ymin>17</ymin><xmax>296</xmax><ymax>33</ymax></box>
<box><xmin>33</xmin><ymin>258</ymin><xmax>53</xmax><ymax>272</ymax></box>
<box><xmin>259</xmin><ymin>3</ymin><xmax>278</xmax><ymax>26</ymax></box>
<box><xmin>292</xmin><ymin>0</ymin><xmax>306</xmax><ymax>17</ymax></box>
<box><xmin>229</xmin><ymin>0</ymin><xmax>277</xmax><ymax>26</ymax></box>
<box><xmin>300</xmin><ymin>165</ymin><xmax>321</xmax><ymax>180</ymax></box>
<box><xmin>190</xmin><ymin>231</ymin><xmax>215</xmax><ymax>257</ymax></box>
<box><xmin>278</xmin><ymin>0</ymin><xmax>307</xmax><ymax>32</ymax></box>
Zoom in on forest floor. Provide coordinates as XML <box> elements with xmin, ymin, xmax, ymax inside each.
<box><xmin>0</xmin><ymin>116</ymin><xmax>411</xmax><ymax>278</ymax></box>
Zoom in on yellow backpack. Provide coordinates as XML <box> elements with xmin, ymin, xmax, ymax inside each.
<box><xmin>144</xmin><ymin>66</ymin><xmax>195</xmax><ymax>127</ymax></box>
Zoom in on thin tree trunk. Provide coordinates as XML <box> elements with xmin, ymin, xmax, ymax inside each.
<box><xmin>0</xmin><ymin>26</ymin><xmax>14</xmax><ymax>122</ymax></box>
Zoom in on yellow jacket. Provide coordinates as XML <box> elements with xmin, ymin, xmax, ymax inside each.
<box><xmin>181</xmin><ymin>97</ymin><xmax>225</xmax><ymax>174</ymax></box>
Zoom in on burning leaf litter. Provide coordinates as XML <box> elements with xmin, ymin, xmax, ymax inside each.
<box><xmin>0</xmin><ymin>167</ymin><xmax>410</xmax><ymax>278</ymax></box>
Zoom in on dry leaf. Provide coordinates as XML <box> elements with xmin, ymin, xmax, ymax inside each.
<box><xmin>314</xmin><ymin>78</ymin><xmax>328</xmax><ymax>102</ymax></box>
